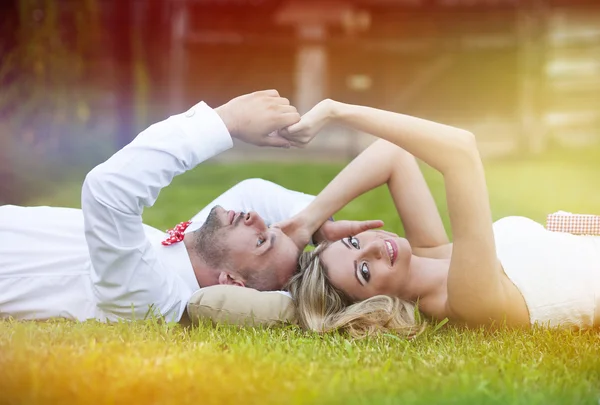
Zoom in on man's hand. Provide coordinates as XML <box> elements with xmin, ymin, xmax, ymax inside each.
<box><xmin>215</xmin><ymin>90</ymin><xmax>300</xmax><ymax>148</ymax></box>
<box><xmin>275</xmin><ymin>215</ymin><xmax>384</xmax><ymax>251</ymax></box>
<box><xmin>278</xmin><ymin>99</ymin><xmax>337</xmax><ymax>148</ymax></box>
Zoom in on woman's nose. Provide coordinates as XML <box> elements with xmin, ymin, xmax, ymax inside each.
<box><xmin>364</xmin><ymin>240</ymin><xmax>384</xmax><ymax>260</ymax></box>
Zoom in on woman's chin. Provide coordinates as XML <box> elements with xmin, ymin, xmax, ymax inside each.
<box><xmin>389</xmin><ymin>237</ymin><xmax>412</xmax><ymax>276</ymax></box>
<box><xmin>396</xmin><ymin>237</ymin><xmax>412</xmax><ymax>259</ymax></box>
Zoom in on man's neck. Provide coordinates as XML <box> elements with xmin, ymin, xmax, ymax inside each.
<box><xmin>183</xmin><ymin>235</ymin><xmax>217</xmax><ymax>288</ymax></box>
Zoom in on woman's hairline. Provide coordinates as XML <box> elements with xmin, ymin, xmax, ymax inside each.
<box><xmin>314</xmin><ymin>242</ymin><xmax>355</xmax><ymax>306</ymax></box>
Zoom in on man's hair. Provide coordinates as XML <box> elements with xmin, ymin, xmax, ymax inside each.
<box><xmin>240</xmin><ymin>265</ymin><xmax>281</xmax><ymax>291</ymax></box>
<box><xmin>193</xmin><ymin>209</ymin><xmax>231</xmax><ymax>270</ymax></box>
<box><xmin>240</xmin><ymin>246</ymin><xmax>303</xmax><ymax>291</ymax></box>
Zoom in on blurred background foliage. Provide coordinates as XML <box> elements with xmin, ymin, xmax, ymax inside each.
<box><xmin>0</xmin><ymin>0</ymin><xmax>599</xmax><ymax>205</ymax></box>
<box><xmin>1</xmin><ymin>0</ymin><xmax>108</xmax><ymax>202</ymax></box>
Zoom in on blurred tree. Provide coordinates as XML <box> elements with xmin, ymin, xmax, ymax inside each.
<box><xmin>0</xmin><ymin>0</ymin><xmax>19</xmax><ymax>203</ymax></box>
<box><xmin>107</xmin><ymin>0</ymin><xmax>158</xmax><ymax>146</ymax></box>
<box><xmin>108</xmin><ymin>0</ymin><xmax>135</xmax><ymax>149</ymax></box>
<box><xmin>0</xmin><ymin>0</ymin><xmax>101</xmax><ymax>204</ymax></box>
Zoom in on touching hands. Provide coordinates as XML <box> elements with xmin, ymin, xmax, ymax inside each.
<box><xmin>216</xmin><ymin>92</ymin><xmax>337</xmax><ymax>149</ymax></box>
<box><xmin>215</xmin><ymin>90</ymin><xmax>300</xmax><ymax>148</ymax></box>
<box><xmin>279</xmin><ymin>99</ymin><xmax>337</xmax><ymax>148</ymax></box>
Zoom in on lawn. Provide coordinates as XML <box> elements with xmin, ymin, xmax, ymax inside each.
<box><xmin>2</xmin><ymin>146</ymin><xmax>600</xmax><ymax>405</ymax></box>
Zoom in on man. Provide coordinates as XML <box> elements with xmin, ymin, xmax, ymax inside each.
<box><xmin>0</xmin><ymin>90</ymin><xmax>377</xmax><ymax>324</ymax></box>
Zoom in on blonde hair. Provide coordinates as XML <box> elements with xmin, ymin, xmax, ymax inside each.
<box><xmin>286</xmin><ymin>243</ymin><xmax>426</xmax><ymax>339</ymax></box>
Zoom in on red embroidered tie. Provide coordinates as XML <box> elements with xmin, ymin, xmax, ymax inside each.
<box><xmin>161</xmin><ymin>221</ymin><xmax>192</xmax><ymax>246</ymax></box>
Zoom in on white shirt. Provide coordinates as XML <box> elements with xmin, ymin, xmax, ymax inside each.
<box><xmin>0</xmin><ymin>101</ymin><xmax>314</xmax><ymax>323</ymax></box>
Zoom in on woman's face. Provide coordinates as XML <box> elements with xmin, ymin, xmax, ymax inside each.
<box><xmin>320</xmin><ymin>229</ymin><xmax>412</xmax><ymax>302</ymax></box>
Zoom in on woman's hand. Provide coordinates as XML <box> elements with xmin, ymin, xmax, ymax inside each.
<box><xmin>274</xmin><ymin>214</ymin><xmax>383</xmax><ymax>251</ymax></box>
<box><xmin>274</xmin><ymin>216</ymin><xmax>314</xmax><ymax>251</ymax></box>
<box><xmin>279</xmin><ymin>99</ymin><xmax>337</xmax><ymax>147</ymax></box>
<box><xmin>312</xmin><ymin>219</ymin><xmax>384</xmax><ymax>245</ymax></box>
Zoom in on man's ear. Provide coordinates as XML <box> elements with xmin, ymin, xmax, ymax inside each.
<box><xmin>217</xmin><ymin>271</ymin><xmax>246</xmax><ymax>287</ymax></box>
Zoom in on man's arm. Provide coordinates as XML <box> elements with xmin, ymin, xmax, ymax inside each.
<box><xmin>82</xmin><ymin>90</ymin><xmax>300</xmax><ymax>321</ymax></box>
<box><xmin>82</xmin><ymin>102</ymin><xmax>233</xmax><ymax>321</ymax></box>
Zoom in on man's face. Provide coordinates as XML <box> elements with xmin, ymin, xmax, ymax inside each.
<box><xmin>193</xmin><ymin>206</ymin><xmax>300</xmax><ymax>290</ymax></box>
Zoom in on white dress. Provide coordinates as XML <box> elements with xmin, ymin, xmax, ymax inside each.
<box><xmin>493</xmin><ymin>216</ymin><xmax>600</xmax><ymax>328</ymax></box>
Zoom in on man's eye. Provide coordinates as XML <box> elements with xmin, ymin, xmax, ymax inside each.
<box><xmin>360</xmin><ymin>262</ymin><xmax>370</xmax><ymax>283</ymax></box>
<box><xmin>257</xmin><ymin>237</ymin><xmax>266</xmax><ymax>247</ymax></box>
<box><xmin>347</xmin><ymin>236</ymin><xmax>360</xmax><ymax>249</ymax></box>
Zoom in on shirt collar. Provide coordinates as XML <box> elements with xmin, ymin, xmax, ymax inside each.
<box><xmin>158</xmin><ymin>241</ymin><xmax>200</xmax><ymax>291</ymax></box>
<box><xmin>145</xmin><ymin>226</ymin><xmax>200</xmax><ymax>292</ymax></box>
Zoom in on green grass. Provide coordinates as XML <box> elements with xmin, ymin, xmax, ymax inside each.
<box><xmin>3</xmin><ymin>146</ymin><xmax>600</xmax><ymax>405</ymax></box>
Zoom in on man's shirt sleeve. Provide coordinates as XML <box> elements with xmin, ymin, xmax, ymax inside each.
<box><xmin>81</xmin><ymin>102</ymin><xmax>232</xmax><ymax>321</ymax></box>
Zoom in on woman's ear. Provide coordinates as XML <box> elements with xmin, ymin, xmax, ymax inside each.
<box><xmin>218</xmin><ymin>271</ymin><xmax>246</xmax><ymax>287</ymax></box>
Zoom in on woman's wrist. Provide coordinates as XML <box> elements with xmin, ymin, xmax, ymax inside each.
<box><xmin>325</xmin><ymin>99</ymin><xmax>343</xmax><ymax>122</ymax></box>
<box><xmin>298</xmin><ymin>208</ymin><xmax>322</xmax><ymax>237</ymax></box>
<box><xmin>295</xmin><ymin>203</ymin><xmax>330</xmax><ymax>237</ymax></box>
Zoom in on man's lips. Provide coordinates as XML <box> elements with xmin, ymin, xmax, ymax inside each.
<box><xmin>385</xmin><ymin>239</ymin><xmax>398</xmax><ymax>266</ymax></box>
<box><xmin>228</xmin><ymin>210</ymin><xmax>246</xmax><ymax>226</ymax></box>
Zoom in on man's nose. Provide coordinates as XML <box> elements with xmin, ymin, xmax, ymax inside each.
<box><xmin>244</xmin><ymin>211</ymin><xmax>267</xmax><ymax>231</ymax></box>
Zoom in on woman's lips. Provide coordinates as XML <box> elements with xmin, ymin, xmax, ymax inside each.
<box><xmin>385</xmin><ymin>239</ymin><xmax>398</xmax><ymax>265</ymax></box>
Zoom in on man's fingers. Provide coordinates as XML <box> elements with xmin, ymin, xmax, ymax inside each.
<box><xmin>277</xmin><ymin>112</ymin><xmax>301</xmax><ymax>128</ymax></box>
<box><xmin>278</xmin><ymin>127</ymin><xmax>291</xmax><ymax>138</ymax></box>
<box><xmin>288</xmin><ymin>140</ymin><xmax>308</xmax><ymax>148</ymax></box>
<box><xmin>275</xmin><ymin>128</ymin><xmax>303</xmax><ymax>146</ymax></box>
<box><xmin>258</xmin><ymin>89</ymin><xmax>280</xmax><ymax>97</ymax></box>
<box><xmin>263</xmin><ymin>133</ymin><xmax>291</xmax><ymax>148</ymax></box>
<box><xmin>277</xmin><ymin>104</ymin><xmax>298</xmax><ymax>114</ymax></box>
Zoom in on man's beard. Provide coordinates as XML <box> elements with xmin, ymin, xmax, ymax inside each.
<box><xmin>193</xmin><ymin>207</ymin><xmax>231</xmax><ymax>269</ymax></box>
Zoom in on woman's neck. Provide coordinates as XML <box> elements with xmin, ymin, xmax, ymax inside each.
<box><xmin>401</xmin><ymin>255</ymin><xmax>450</xmax><ymax>315</ymax></box>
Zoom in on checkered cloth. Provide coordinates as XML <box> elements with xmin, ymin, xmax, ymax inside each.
<box><xmin>546</xmin><ymin>211</ymin><xmax>600</xmax><ymax>236</ymax></box>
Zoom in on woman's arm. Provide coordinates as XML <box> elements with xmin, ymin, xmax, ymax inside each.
<box><xmin>297</xmin><ymin>137</ymin><xmax>449</xmax><ymax>254</ymax></box>
<box><xmin>381</xmin><ymin>141</ymin><xmax>451</xmax><ymax>255</ymax></box>
<box><xmin>288</xmin><ymin>100</ymin><xmax>528</xmax><ymax>326</ymax></box>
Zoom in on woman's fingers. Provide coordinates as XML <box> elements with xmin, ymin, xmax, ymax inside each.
<box><xmin>320</xmin><ymin>220</ymin><xmax>385</xmax><ymax>241</ymax></box>
<box><xmin>282</xmin><ymin>121</ymin><xmax>304</xmax><ymax>134</ymax></box>
<box><xmin>355</xmin><ymin>220</ymin><xmax>385</xmax><ymax>234</ymax></box>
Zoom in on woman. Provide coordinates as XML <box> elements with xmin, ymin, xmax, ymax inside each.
<box><xmin>280</xmin><ymin>99</ymin><xmax>600</xmax><ymax>338</ymax></box>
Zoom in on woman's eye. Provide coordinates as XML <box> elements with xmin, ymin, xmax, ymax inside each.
<box><xmin>360</xmin><ymin>262</ymin><xmax>370</xmax><ymax>283</ymax></box>
<box><xmin>347</xmin><ymin>236</ymin><xmax>360</xmax><ymax>249</ymax></box>
<box><xmin>257</xmin><ymin>237</ymin><xmax>266</xmax><ymax>247</ymax></box>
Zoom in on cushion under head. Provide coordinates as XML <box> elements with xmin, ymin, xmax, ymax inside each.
<box><xmin>186</xmin><ymin>285</ymin><xmax>297</xmax><ymax>327</ymax></box>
